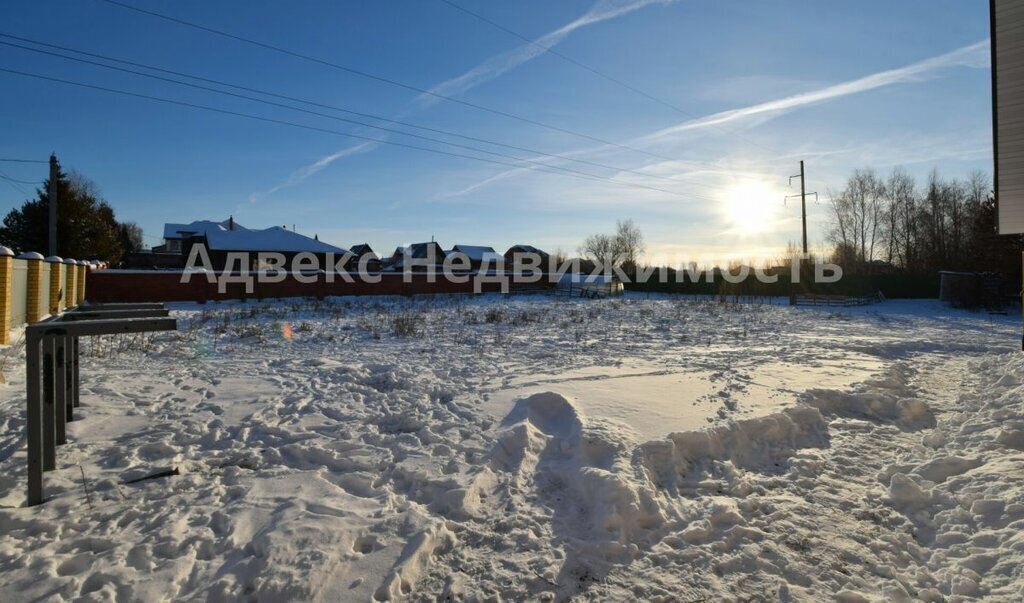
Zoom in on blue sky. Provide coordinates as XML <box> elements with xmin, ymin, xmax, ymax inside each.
<box><xmin>0</xmin><ymin>0</ymin><xmax>993</xmax><ymax>263</ymax></box>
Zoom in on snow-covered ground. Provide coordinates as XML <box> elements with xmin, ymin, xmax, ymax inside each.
<box><xmin>0</xmin><ymin>294</ymin><xmax>1022</xmax><ymax>601</ymax></box>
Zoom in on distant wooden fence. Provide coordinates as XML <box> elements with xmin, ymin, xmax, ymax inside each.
<box><xmin>0</xmin><ymin>247</ymin><xmax>103</xmax><ymax>344</ymax></box>
<box><xmin>554</xmin><ymin>283</ymin><xmax>625</xmax><ymax>299</ymax></box>
<box><xmin>789</xmin><ymin>293</ymin><xmax>880</xmax><ymax>307</ymax></box>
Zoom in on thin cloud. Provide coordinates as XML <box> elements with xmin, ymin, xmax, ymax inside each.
<box><xmin>248</xmin><ymin>141</ymin><xmax>379</xmax><ymax>204</ymax></box>
<box><xmin>443</xmin><ymin>39</ymin><xmax>991</xmax><ymax>199</ymax></box>
<box><xmin>632</xmin><ymin>39</ymin><xmax>990</xmax><ymax>145</ymax></box>
<box><xmin>419</xmin><ymin>0</ymin><xmax>675</xmax><ymax>105</ymax></box>
<box><xmin>253</xmin><ymin>0</ymin><xmax>673</xmax><ymax>200</ymax></box>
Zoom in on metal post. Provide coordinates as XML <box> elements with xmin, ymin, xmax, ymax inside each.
<box><xmin>26</xmin><ymin>331</ymin><xmax>42</xmax><ymax>506</ymax></box>
<box><xmin>63</xmin><ymin>308</ymin><xmax>170</xmax><ymax>321</ymax></box>
<box><xmin>72</xmin><ymin>336</ymin><xmax>80</xmax><ymax>408</ymax></box>
<box><xmin>800</xmin><ymin>160</ymin><xmax>808</xmax><ymax>255</ymax></box>
<box><xmin>42</xmin><ymin>336</ymin><xmax>55</xmax><ymax>471</ymax></box>
<box><xmin>787</xmin><ymin>162</ymin><xmax>817</xmax><ymax>260</ymax></box>
<box><xmin>54</xmin><ymin>335</ymin><xmax>66</xmax><ymax>444</ymax></box>
<box><xmin>25</xmin><ymin>315</ymin><xmax>178</xmax><ymax>505</ymax></box>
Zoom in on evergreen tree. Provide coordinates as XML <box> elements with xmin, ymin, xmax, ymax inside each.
<box><xmin>966</xmin><ymin>193</ymin><xmax>1023</xmax><ymax>277</ymax></box>
<box><xmin>0</xmin><ymin>158</ymin><xmax>129</xmax><ymax>263</ymax></box>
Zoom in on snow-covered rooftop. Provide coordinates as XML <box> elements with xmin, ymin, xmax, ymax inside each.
<box><xmin>204</xmin><ymin>227</ymin><xmax>347</xmax><ymax>254</ymax></box>
<box><xmin>350</xmin><ymin>243</ymin><xmax>377</xmax><ymax>258</ymax></box>
<box><xmin>451</xmin><ymin>245</ymin><xmax>500</xmax><ymax>262</ymax></box>
<box><xmin>506</xmin><ymin>244</ymin><xmax>547</xmax><ymax>255</ymax></box>
<box><xmin>163</xmin><ymin>219</ymin><xmax>247</xmax><ymax>240</ymax></box>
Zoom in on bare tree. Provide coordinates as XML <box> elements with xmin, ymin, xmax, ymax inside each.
<box><xmin>613</xmin><ymin>219</ymin><xmax>645</xmax><ymax>272</ymax></box>
<box><xmin>966</xmin><ymin>170</ymin><xmax>990</xmax><ymax>206</ymax></box>
<box><xmin>579</xmin><ymin>219</ymin><xmax>646</xmax><ymax>272</ymax></box>
<box><xmin>828</xmin><ymin>168</ymin><xmax>885</xmax><ymax>270</ymax></box>
<box><xmin>828</xmin><ymin>166</ymin><xmax>1012</xmax><ymax>278</ymax></box>
<box><xmin>921</xmin><ymin>170</ymin><xmax>970</xmax><ymax>270</ymax></box>
<box><xmin>579</xmin><ymin>233</ymin><xmax>616</xmax><ymax>267</ymax></box>
<box><xmin>883</xmin><ymin>167</ymin><xmax>917</xmax><ymax>269</ymax></box>
<box><xmin>118</xmin><ymin>222</ymin><xmax>144</xmax><ymax>255</ymax></box>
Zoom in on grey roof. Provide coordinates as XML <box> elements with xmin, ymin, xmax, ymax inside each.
<box><xmin>350</xmin><ymin>243</ymin><xmax>378</xmax><ymax>258</ymax></box>
<box><xmin>400</xmin><ymin>242</ymin><xmax>446</xmax><ymax>259</ymax></box>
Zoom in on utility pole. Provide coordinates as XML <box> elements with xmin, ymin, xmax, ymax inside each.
<box><xmin>786</xmin><ymin>161</ymin><xmax>818</xmax><ymax>256</ymax></box>
<box><xmin>799</xmin><ymin>160</ymin><xmax>807</xmax><ymax>254</ymax></box>
<box><xmin>47</xmin><ymin>154</ymin><xmax>57</xmax><ymax>257</ymax></box>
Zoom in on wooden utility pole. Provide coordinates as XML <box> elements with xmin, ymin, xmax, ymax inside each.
<box><xmin>47</xmin><ymin>154</ymin><xmax>57</xmax><ymax>257</ymax></box>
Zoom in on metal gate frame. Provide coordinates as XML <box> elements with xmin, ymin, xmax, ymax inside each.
<box><xmin>25</xmin><ymin>303</ymin><xmax>176</xmax><ymax>506</ymax></box>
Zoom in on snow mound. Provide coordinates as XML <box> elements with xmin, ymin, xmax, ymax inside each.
<box><xmin>489</xmin><ymin>392</ymin><xmax>665</xmax><ymax>557</ymax></box>
<box><xmin>486</xmin><ymin>392</ymin><xmax>832</xmax><ymax>580</ymax></box>
<box><xmin>996</xmin><ymin>428</ymin><xmax>1024</xmax><ymax>451</ymax></box>
<box><xmin>912</xmin><ymin>455</ymin><xmax>983</xmax><ymax>483</ymax></box>
<box><xmin>885</xmin><ymin>472</ymin><xmax>934</xmax><ymax>509</ymax></box>
<box><xmin>802</xmin><ymin>364</ymin><xmax>935</xmax><ymax>429</ymax></box>
<box><xmin>374</xmin><ymin>520</ymin><xmax>455</xmax><ymax>601</ymax></box>
<box><xmin>499</xmin><ymin>390</ymin><xmax>584</xmax><ymax>440</ymax></box>
<box><xmin>640</xmin><ymin>406</ymin><xmax>830</xmax><ymax>490</ymax></box>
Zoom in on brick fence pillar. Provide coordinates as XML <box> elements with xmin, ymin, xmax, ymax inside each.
<box><xmin>76</xmin><ymin>260</ymin><xmax>87</xmax><ymax>304</ymax></box>
<box><xmin>0</xmin><ymin>246</ymin><xmax>13</xmax><ymax>344</ymax></box>
<box><xmin>45</xmin><ymin>256</ymin><xmax>63</xmax><ymax>315</ymax></box>
<box><xmin>19</xmin><ymin>252</ymin><xmax>45</xmax><ymax>324</ymax></box>
<box><xmin>63</xmin><ymin>258</ymin><xmax>77</xmax><ymax>310</ymax></box>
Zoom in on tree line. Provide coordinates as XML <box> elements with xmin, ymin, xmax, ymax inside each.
<box><xmin>828</xmin><ymin>167</ymin><xmax>1022</xmax><ymax>276</ymax></box>
<box><xmin>0</xmin><ymin>158</ymin><xmax>142</xmax><ymax>264</ymax></box>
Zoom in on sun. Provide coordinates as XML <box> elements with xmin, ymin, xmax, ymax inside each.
<box><xmin>720</xmin><ymin>180</ymin><xmax>780</xmax><ymax>236</ymax></box>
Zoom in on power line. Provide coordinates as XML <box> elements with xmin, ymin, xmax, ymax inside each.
<box><xmin>0</xmin><ymin>34</ymin><xmax>723</xmax><ymax>194</ymax></box>
<box><xmin>0</xmin><ymin>173</ymin><xmax>40</xmax><ymax>185</ymax></box>
<box><xmin>95</xmin><ymin>0</ymin><xmax>685</xmax><ymax>163</ymax></box>
<box><xmin>436</xmin><ymin>0</ymin><xmax>781</xmax><ymax>156</ymax></box>
<box><xmin>0</xmin><ymin>168</ymin><xmax>32</xmax><ymax>196</ymax></box>
<box><xmin>0</xmin><ymin>157</ymin><xmax>47</xmax><ymax>163</ymax></box>
<box><xmin>0</xmin><ymin>62</ymin><xmax>708</xmax><ymax>200</ymax></box>
<box><xmin>0</xmin><ymin>66</ymin><xmax>705</xmax><ymax>200</ymax></box>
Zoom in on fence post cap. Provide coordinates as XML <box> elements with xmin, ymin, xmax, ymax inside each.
<box><xmin>75</xmin><ymin>259</ymin><xmax>87</xmax><ymax>265</ymax></box>
<box><xmin>44</xmin><ymin>255</ymin><xmax>63</xmax><ymax>263</ymax></box>
<box><xmin>0</xmin><ymin>246</ymin><xmax>13</xmax><ymax>257</ymax></box>
<box><xmin>16</xmin><ymin>251</ymin><xmax>44</xmax><ymax>260</ymax></box>
<box><xmin>63</xmin><ymin>257</ymin><xmax>77</xmax><ymax>264</ymax></box>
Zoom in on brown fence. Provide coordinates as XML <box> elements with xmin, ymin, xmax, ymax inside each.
<box><xmin>86</xmin><ymin>270</ymin><xmax>550</xmax><ymax>303</ymax></box>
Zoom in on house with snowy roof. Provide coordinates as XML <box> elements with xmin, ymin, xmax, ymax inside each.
<box><xmin>504</xmin><ymin>244</ymin><xmax>550</xmax><ymax>269</ymax></box>
<box><xmin>390</xmin><ymin>242</ymin><xmax>446</xmax><ymax>272</ymax></box>
<box><xmin>156</xmin><ymin>217</ymin><xmax>247</xmax><ymax>254</ymax></box>
<box><xmin>449</xmin><ymin>245</ymin><xmax>502</xmax><ymax>271</ymax></box>
<box><xmin>144</xmin><ymin>217</ymin><xmax>347</xmax><ymax>271</ymax></box>
<box><xmin>193</xmin><ymin>226</ymin><xmax>347</xmax><ymax>271</ymax></box>
<box><xmin>349</xmin><ymin>243</ymin><xmax>382</xmax><ymax>272</ymax></box>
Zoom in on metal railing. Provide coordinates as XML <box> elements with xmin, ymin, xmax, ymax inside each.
<box><xmin>25</xmin><ymin>303</ymin><xmax>176</xmax><ymax>506</ymax></box>
<box><xmin>790</xmin><ymin>294</ymin><xmax>879</xmax><ymax>307</ymax></box>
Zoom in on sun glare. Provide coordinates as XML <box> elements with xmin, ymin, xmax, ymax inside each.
<box><xmin>720</xmin><ymin>181</ymin><xmax>780</xmax><ymax>236</ymax></box>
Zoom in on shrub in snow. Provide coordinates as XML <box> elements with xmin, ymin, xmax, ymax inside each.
<box><xmin>391</xmin><ymin>312</ymin><xmax>425</xmax><ymax>337</ymax></box>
